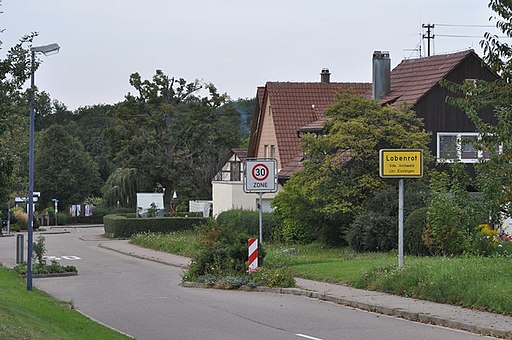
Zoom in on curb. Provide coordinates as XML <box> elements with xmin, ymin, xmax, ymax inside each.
<box><xmin>99</xmin><ymin>244</ymin><xmax>512</xmax><ymax>339</ymax></box>
<box><xmin>180</xmin><ymin>281</ymin><xmax>512</xmax><ymax>339</ymax></box>
<box><xmin>98</xmin><ymin>243</ymin><xmax>189</xmax><ymax>269</ymax></box>
<box><xmin>24</xmin><ymin>272</ymin><xmax>78</xmax><ymax>279</ymax></box>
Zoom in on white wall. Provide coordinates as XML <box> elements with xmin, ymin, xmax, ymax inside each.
<box><xmin>212</xmin><ymin>181</ymin><xmax>280</xmax><ymax>217</ymax></box>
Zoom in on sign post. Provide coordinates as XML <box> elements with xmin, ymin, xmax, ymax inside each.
<box><xmin>379</xmin><ymin>149</ymin><xmax>423</xmax><ymax>268</ymax></box>
<box><xmin>243</xmin><ymin>159</ymin><xmax>277</xmax><ymax>244</ymax></box>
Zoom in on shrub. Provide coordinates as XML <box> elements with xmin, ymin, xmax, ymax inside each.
<box><xmin>346</xmin><ymin>212</ymin><xmax>396</xmax><ymax>252</ymax></box>
<box><xmin>404</xmin><ymin>207</ymin><xmax>430</xmax><ymax>255</ymax></box>
<box><xmin>103</xmin><ymin>214</ymin><xmax>206</xmax><ymax>238</ymax></box>
<box><xmin>184</xmin><ymin>219</ymin><xmax>266</xmax><ymax>281</ymax></box>
<box><xmin>216</xmin><ymin>209</ymin><xmax>278</xmax><ymax>241</ymax></box>
<box><xmin>424</xmin><ymin>167</ymin><xmax>487</xmax><ymax>256</ymax></box>
<box><xmin>33</xmin><ymin>236</ymin><xmax>47</xmax><ymax>265</ymax></box>
<box><xmin>253</xmin><ymin>267</ymin><xmax>295</xmax><ymax>288</ymax></box>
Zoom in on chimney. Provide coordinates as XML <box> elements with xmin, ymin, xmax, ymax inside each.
<box><xmin>372</xmin><ymin>51</ymin><xmax>390</xmax><ymax>100</ymax></box>
<box><xmin>320</xmin><ymin>68</ymin><xmax>331</xmax><ymax>83</ymax></box>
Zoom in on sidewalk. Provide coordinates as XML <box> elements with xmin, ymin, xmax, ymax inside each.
<box><xmin>98</xmin><ymin>238</ymin><xmax>512</xmax><ymax>339</ymax></box>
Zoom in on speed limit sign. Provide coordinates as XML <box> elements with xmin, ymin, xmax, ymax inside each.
<box><xmin>244</xmin><ymin>159</ymin><xmax>277</xmax><ymax>193</ymax></box>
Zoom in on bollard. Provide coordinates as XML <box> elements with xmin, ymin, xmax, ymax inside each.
<box><xmin>16</xmin><ymin>234</ymin><xmax>24</xmax><ymax>264</ymax></box>
<box><xmin>247</xmin><ymin>238</ymin><xmax>258</xmax><ymax>272</ymax></box>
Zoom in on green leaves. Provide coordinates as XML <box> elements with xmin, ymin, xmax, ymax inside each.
<box><xmin>273</xmin><ymin>92</ymin><xmax>431</xmax><ymax>246</ymax></box>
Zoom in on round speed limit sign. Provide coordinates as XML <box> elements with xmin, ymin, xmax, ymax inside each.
<box><xmin>252</xmin><ymin>163</ymin><xmax>269</xmax><ymax>181</ymax></box>
<box><xmin>244</xmin><ymin>159</ymin><xmax>277</xmax><ymax>193</ymax></box>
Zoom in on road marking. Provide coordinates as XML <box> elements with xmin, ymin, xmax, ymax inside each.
<box><xmin>44</xmin><ymin>255</ymin><xmax>82</xmax><ymax>261</ymax></box>
<box><xmin>296</xmin><ymin>334</ymin><xmax>324</xmax><ymax>340</ymax></box>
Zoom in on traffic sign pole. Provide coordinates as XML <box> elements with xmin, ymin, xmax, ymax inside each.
<box><xmin>398</xmin><ymin>179</ymin><xmax>404</xmax><ymax>268</ymax></box>
<box><xmin>379</xmin><ymin>149</ymin><xmax>423</xmax><ymax>269</ymax></box>
<box><xmin>244</xmin><ymin>158</ymin><xmax>278</xmax><ymax>245</ymax></box>
<box><xmin>258</xmin><ymin>193</ymin><xmax>263</xmax><ymax>244</ymax></box>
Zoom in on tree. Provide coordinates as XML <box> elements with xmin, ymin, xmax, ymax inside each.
<box><xmin>109</xmin><ymin>70</ymin><xmax>240</xmax><ymax>210</ymax></box>
<box><xmin>34</xmin><ymin>125</ymin><xmax>102</xmax><ymax>208</ymax></box>
<box><xmin>101</xmin><ymin>167</ymin><xmax>152</xmax><ymax>209</ymax></box>
<box><xmin>443</xmin><ymin>0</ymin><xmax>512</xmax><ymax>226</ymax></box>
<box><xmin>0</xmin><ymin>33</ymin><xmax>37</xmax><ymax>203</ymax></box>
<box><xmin>272</xmin><ymin>92</ymin><xmax>431</xmax><ymax>245</ymax></box>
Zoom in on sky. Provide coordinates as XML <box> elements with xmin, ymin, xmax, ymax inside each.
<box><xmin>1</xmin><ymin>1</ymin><xmax>503</xmax><ymax>111</ymax></box>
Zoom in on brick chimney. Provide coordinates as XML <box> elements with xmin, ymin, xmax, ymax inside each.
<box><xmin>372</xmin><ymin>51</ymin><xmax>390</xmax><ymax>100</ymax></box>
<box><xmin>320</xmin><ymin>68</ymin><xmax>331</xmax><ymax>83</ymax></box>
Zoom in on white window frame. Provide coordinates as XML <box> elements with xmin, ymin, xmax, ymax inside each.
<box><xmin>437</xmin><ymin>132</ymin><xmax>500</xmax><ymax>163</ymax></box>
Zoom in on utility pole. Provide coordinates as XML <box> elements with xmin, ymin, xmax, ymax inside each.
<box><xmin>422</xmin><ymin>23</ymin><xmax>435</xmax><ymax>57</ymax></box>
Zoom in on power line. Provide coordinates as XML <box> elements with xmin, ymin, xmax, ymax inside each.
<box><xmin>435</xmin><ymin>23</ymin><xmax>495</xmax><ymax>28</ymax></box>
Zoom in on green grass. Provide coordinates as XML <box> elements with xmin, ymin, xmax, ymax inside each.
<box><xmin>0</xmin><ymin>267</ymin><xmax>130</xmax><ymax>339</ymax></box>
<box><xmin>130</xmin><ymin>229</ymin><xmax>199</xmax><ymax>258</ymax></box>
<box><xmin>131</xmin><ymin>232</ymin><xmax>512</xmax><ymax>315</ymax></box>
<box><xmin>356</xmin><ymin>256</ymin><xmax>512</xmax><ymax>314</ymax></box>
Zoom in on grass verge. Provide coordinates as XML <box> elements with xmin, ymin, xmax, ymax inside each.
<box><xmin>0</xmin><ymin>267</ymin><xmax>130</xmax><ymax>339</ymax></box>
<box><xmin>131</xmin><ymin>231</ymin><xmax>512</xmax><ymax>315</ymax></box>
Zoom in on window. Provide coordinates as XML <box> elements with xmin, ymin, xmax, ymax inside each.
<box><xmin>264</xmin><ymin>145</ymin><xmax>269</xmax><ymax>158</ymax></box>
<box><xmin>437</xmin><ymin>132</ymin><xmax>499</xmax><ymax>163</ymax></box>
<box><xmin>270</xmin><ymin>145</ymin><xmax>275</xmax><ymax>158</ymax></box>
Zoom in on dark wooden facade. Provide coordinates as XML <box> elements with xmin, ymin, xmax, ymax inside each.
<box><xmin>413</xmin><ymin>53</ymin><xmax>499</xmax><ymax>155</ymax></box>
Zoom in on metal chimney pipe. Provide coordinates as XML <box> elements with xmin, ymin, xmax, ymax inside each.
<box><xmin>372</xmin><ymin>51</ymin><xmax>391</xmax><ymax>100</ymax></box>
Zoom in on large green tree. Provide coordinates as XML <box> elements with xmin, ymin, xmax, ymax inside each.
<box><xmin>0</xmin><ymin>33</ymin><xmax>37</xmax><ymax>203</ymax></box>
<box><xmin>109</xmin><ymin>70</ymin><xmax>240</xmax><ymax>210</ymax></box>
<box><xmin>443</xmin><ymin>0</ymin><xmax>512</xmax><ymax>226</ymax></box>
<box><xmin>34</xmin><ymin>125</ymin><xmax>102</xmax><ymax>208</ymax></box>
<box><xmin>272</xmin><ymin>92</ymin><xmax>431</xmax><ymax>244</ymax></box>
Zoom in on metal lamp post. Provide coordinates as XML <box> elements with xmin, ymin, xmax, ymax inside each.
<box><xmin>27</xmin><ymin>43</ymin><xmax>60</xmax><ymax>291</ymax></box>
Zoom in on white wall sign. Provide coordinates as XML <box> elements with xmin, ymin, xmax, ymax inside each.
<box><xmin>243</xmin><ymin>159</ymin><xmax>277</xmax><ymax>193</ymax></box>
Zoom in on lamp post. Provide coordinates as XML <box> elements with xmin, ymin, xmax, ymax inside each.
<box><xmin>27</xmin><ymin>43</ymin><xmax>60</xmax><ymax>291</ymax></box>
<box><xmin>52</xmin><ymin>198</ymin><xmax>59</xmax><ymax>227</ymax></box>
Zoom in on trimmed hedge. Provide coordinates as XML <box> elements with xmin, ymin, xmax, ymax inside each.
<box><xmin>216</xmin><ymin>209</ymin><xmax>278</xmax><ymax>241</ymax></box>
<box><xmin>103</xmin><ymin>214</ymin><xmax>207</xmax><ymax>238</ymax></box>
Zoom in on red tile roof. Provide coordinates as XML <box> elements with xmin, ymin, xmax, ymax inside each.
<box><xmin>380</xmin><ymin>50</ymin><xmax>476</xmax><ymax>105</ymax></box>
<box><xmin>259</xmin><ymin>82</ymin><xmax>371</xmax><ymax>169</ymax></box>
<box><xmin>231</xmin><ymin>148</ymin><xmax>248</xmax><ymax>161</ymax></box>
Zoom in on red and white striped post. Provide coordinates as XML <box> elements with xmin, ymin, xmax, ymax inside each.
<box><xmin>248</xmin><ymin>238</ymin><xmax>259</xmax><ymax>272</ymax></box>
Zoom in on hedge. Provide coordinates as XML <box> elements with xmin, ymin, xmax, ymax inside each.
<box><xmin>103</xmin><ymin>214</ymin><xmax>207</xmax><ymax>238</ymax></box>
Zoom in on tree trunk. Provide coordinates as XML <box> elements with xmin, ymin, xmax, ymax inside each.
<box><xmin>163</xmin><ymin>185</ymin><xmax>172</xmax><ymax>213</ymax></box>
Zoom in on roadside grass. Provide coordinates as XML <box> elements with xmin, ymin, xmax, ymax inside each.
<box><xmin>130</xmin><ymin>231</ymin><xmax>512</xmax><ymax>315</ymax></box>
<box><xmin>130</xmin><ymin>229</ymin><xmax>199</xmax><ymax>258</ymax></box>
<box><xmin>0</xmin><ymin>267</ymin><xmax>130</xmax><ymax>340</ymax></box>
<box><xmin>355</xmin><ymin>256</ymin><xmax>512</xmax><ymax>314</ymax></box>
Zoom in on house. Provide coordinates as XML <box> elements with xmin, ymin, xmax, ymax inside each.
<box><xmin>211</xmin><ymin>148</ymin><xmax>261</xmax><ymax>216</ymax></box>
<box><xmin>247</xmin><ymin>71</ymin><xmax>372</xmax><ymax>182</ymax></box>
<box><xmin>376</xmin><ymin>49</ymin><xmax>499</xmax><ymax>163</ymax></box>
<box><xmin>211</xmin><ymin>50</ymin><xmax>499</xmax><ymax>216</ymax></box>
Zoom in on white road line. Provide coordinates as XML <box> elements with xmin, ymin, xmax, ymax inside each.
<box><xmin>296</xmin><ymin>334</ymin><xmax>324</xmax><ymax>340</ymax></box>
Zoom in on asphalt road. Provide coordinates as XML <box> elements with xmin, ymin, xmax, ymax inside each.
<box><xmin>0</xmin><ymin>228</ymin><xmax>494</xmax><ymax>340</ymax></box>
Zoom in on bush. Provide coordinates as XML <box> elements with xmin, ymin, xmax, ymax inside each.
<box><xmin>424</xmin><ymin>167</ymin><xmax>487</xmax><ymax>256</ymax></box>
<box><xmin>404</xmin><ymin>207</ymin><xmax>430</xmax><ymax>256</ymax></box>
<box><xmin>103</xmin><ymin>214</ymin><xmax>205</xmax><ymax>238</ymax></box>
<box><xmin>184</xmin><ymin>219</ymin><xmax>266</xmax><ymax>281</ymax></box>
<box><xmin>346</xmin><ymin>212</ymin><xmax>396</xmax><ymax>252</ymax></box>
<box><xmin>216</xmin><ymin>209</ymin><xmax>278</xmax><ymax>241</ymax></box>
<box><xmin>252</xmin><ymin>267</ymin><xmax>295</xmax><ymax>288</ymax></box>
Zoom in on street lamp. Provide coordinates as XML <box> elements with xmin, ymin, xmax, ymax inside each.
<box><xmin>27</xmin><ymin>43</ymin><xmax>60</xmax><ymax>291</ymax></box>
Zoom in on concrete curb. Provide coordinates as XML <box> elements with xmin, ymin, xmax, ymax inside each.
<box><xmin>99</xmin><ymin>241</ymin><xmax>512</xmax><ymax>339</ymax></box>
<box><xmin>25</xmin><ymin>272</ymin><xmax>78</xmax><ymax>279</ymax></box>
<box><xmin>180</xmin><ymin>281</ymin><xmax>512</xmax><ymax>339</ymax></box>
<box><xmin>98</xmin><ymin>242</ymin><xmax>189</xmax><ymax>269</ymax></box>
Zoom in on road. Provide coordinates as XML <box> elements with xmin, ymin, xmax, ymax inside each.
<box><xmin>0</xmin><ymin>227</ymin><xmax>494</xmax><ymax>340</ymax></box>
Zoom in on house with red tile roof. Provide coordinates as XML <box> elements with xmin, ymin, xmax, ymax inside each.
<box><xmin>211</xmin><ymin>50</ymin><xmax>498</xmax><ymax>216</ymax></box>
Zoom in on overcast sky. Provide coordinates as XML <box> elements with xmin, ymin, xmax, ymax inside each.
<box><xmin>1</xmin><ymin>1</ymin><xmax>503</xmax><ymax>110</ymax></box>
